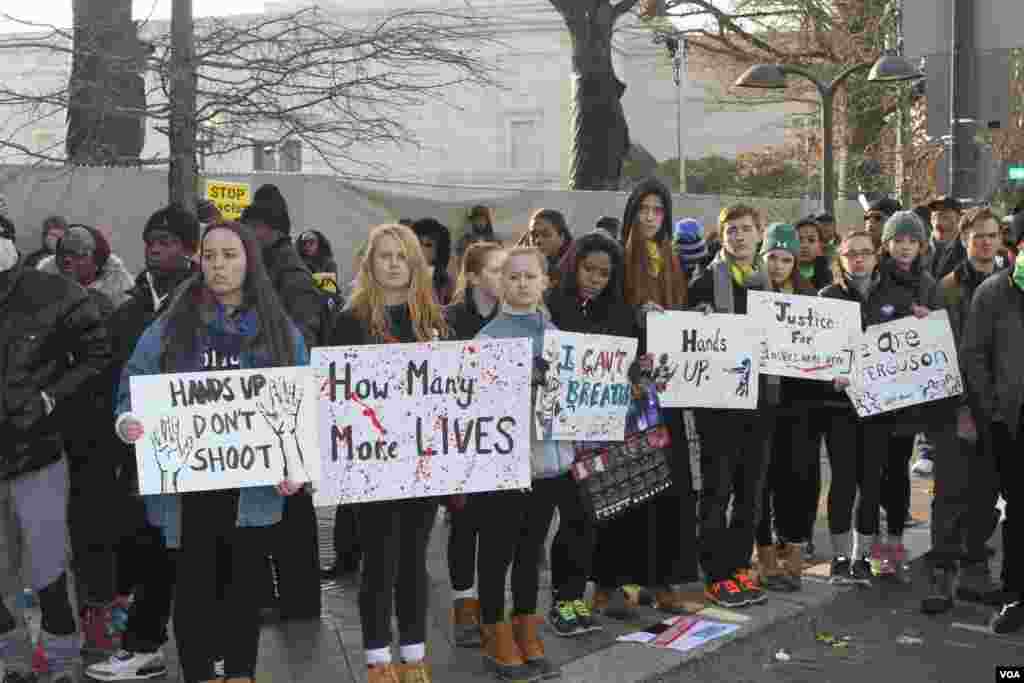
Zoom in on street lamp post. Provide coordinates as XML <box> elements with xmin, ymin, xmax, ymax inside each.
<box><xmin>735</xmin><ymin>56</ymin><xmax>922</xmax><ymax>216</ymax></box>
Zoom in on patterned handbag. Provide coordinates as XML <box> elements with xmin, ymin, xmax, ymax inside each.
<box><xmin>570</xmin><ymin>384</ymin><xmax>674</xmax><ymax>523</ymax></box>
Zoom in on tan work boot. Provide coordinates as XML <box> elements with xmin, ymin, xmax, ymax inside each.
<box><xmin>779</xmin><ymin>543</ymin><xmax>804</xmax><ymax>590</ymax></box>
<box><xmin>480</xmin><ymin>622</ymin><xmax>539</xmax><ymax>681</ymax></box>
<box><xmin>452</xmin><ymin>597</ymin><xmax>482</xmax><ymax>647</ymax></box>
<box><xmin>756</xmin><ymin>544</ymin><xmax>796</xmax><ymax>592</ymax></box>
<box><xmin>511</xmin><ymin>614</ymin><xmax>557</xmax><ymax>679</ymax></box>
<box><xmin>395</xmin><ymin>660</ymin><xmax>432</xmax><ymax>683</ymax></box>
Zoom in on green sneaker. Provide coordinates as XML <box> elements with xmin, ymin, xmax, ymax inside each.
<box><xmin>571</xmin><ymin>599</ymin><xmax>602</xmax><ymax>633</ymax></box>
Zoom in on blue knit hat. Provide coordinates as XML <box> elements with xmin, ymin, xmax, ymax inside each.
<box><xmin>674</xmin><ymin>218</ymin><xmax>707</xmax><ymax>268</ymax></box>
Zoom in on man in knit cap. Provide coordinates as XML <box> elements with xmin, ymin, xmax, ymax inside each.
<box><xmin>42</xmin><ymin>224</ymin><xmax>134</xmax><ymax>309</ymax></box>
<box><xmin>864</xmin><ymin>197</ymin><xmax>902</xmax><ymax>249</ymax></box>
<box><xmin>240</xmin><ymin>184</ymin><xmax>323</xmax><ymax>622</ymax></box>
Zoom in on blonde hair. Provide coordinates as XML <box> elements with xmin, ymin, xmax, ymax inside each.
<box><xmin>452</xmin><ymin>241</ymin><xmax>505</xmax><ymax>304</ymax></box>
<box><xmin>347</xmin><ymin>223</ymin><xmax>450</xmax><ymax>342</ymax></box>
<box><xmin>502</xmin><ymin>246</ymin><xmax>547</xmax><ymax>274</ymax></box>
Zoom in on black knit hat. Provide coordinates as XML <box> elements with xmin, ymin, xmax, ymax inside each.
<box><xmin>1009</xmin><ymin>212</ymin><xmax>1024</xmax><ymax>248</ymax></box>
<box><xmin>241</xmin><ymin>183</ymin><xmax>292</xmax><ymax>235</ymax></box>
<box><xmin>144</xmin><ymin>205</ymin><xmax>200</xmax><ymax>251</ymax></box>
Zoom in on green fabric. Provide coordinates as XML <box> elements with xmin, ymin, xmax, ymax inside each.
<box><xmin>1013</xmin><ymin>257</ymin><xmax>1024</xmax><ymax>291</ymax></box>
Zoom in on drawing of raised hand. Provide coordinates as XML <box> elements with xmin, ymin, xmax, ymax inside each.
<box><xmin>151</xmin><ymin>416</ymin><xmax>195</xmax><ymax>493</ymax></box>
<box><xmin>257</xmin><ymin>377</ymin><xmax>306</xmax><ymax>479</ymax></box>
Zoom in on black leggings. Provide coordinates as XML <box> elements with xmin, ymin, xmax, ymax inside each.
<box><xmin>879</xmin><ymin>434</ymin><xmax>915</xmax><ymax>537</ymax></box>
<box><xmin>546</xmin><ymin>474</ymin><xmax>595</xmax><ymax>603</ymax></box>
<box><xmin>357</xmin><ymin>497</ymin><xmax>438</xmax><ymax>650</ymax></box>
<box><xmin>757</xmin><ymin>412</ymin><xmax>819</xmax><ymax>545</ymax></box>
<box><xmin>477</xmin><ymin>483</ymin><xmax>558</xmax><ymax>624</ymax></box>
<box><xmin>174</xmin><ymin>491</ymin><xmax>264</xmax><ymax>683</ymax></box>
<box><xmin>447</xmin><ymin>497</ymin><xmax>478</xmax><ymax>594</ymax></box>
<box><xmin>821</xmin><ymin>411</ymin><xmax>882</xmax><ymax>537</ymax></box>
<box><xmin>0</xmin><ymin>572</ymin><xmax>76</xmax><ymax>637</ymax></box>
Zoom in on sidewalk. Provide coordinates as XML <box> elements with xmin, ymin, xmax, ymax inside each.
<box><xmin>310</xmin><ymin>450</ymin><xmax>939</xmax><ymax>683</ymax></box>
<box><xmin>56</xmin><ymin>452</ymin><xmax>937</xmax><ymax>682</ymax></box>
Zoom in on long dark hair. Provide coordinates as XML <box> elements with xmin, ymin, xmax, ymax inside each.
<box><xmin>558</xmin><ymin>231</ymin><xmax>625</xmax><ymax>318</ymax></box>
<box><xmin>160</xmin><ymin>221</ymin><xmax>297</xmax><ymax>370</ymax></box>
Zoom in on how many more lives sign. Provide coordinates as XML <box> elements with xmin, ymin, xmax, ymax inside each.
<box><xmin>311</xmin><ymin>339</ymin><xmax>533</xmax><ymax>506</ymax></box>
<box><xmin>129</xmin><ymin>366</ymin><xmax>320</xmax><ymax>495</ymax></box>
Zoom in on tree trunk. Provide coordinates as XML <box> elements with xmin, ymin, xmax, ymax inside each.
<box><xmin>168</xmin><ymin>0</ymin><xmax>197</xmax><ymax>210</ymax></box>
<box><xmin>557</xmin><ymin>2</ymin><xmax>631</xmax><ymax>191</ymax></box>
<box><xmin>67</xmin><ymin>0</ymin><xmax>146</xmax><ymax>165</ymax></box>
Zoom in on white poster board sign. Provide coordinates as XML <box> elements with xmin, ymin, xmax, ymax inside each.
<box><xmin>746</xmin><ymin>291</ymin><xmax>861</xmax><ymax>381</ymax></box>
<box><xmin>130</xmin><ymin>367</ymin><xmax>319</xmax><ymax>495</ymax></box>
<box><xmin>540</xmin><ymin>331</ymin><xmax>639</xmax><ymax>441</ymax></box>
<box><xmin>311</xmin><ymin>339</ymin><xmax>532</xmax><ymax>505</ymax></box>
<box><xmin>646</xmin><ymin>311</ymin><xmax>760</xmax><ymax>410</ymax></box>
<box><xmin>846</xmin><ymin>310</ymin><xmax>963</xmax><ymax>417</ymax></box>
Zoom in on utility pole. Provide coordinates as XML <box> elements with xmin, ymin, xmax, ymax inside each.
<box><xmin>168</xmin><ymin>0</ymin><xmax>197</xmax><ymax>209</ymax></box>
<box><xmin>948</xmin><ymin>0</ymin><xmax>973</xmax><ymax>198</ymax></box>
<box><xmin>666</xmin><ymin>35</ymin><xmax>688</xmax><ymax>193</ymax></box>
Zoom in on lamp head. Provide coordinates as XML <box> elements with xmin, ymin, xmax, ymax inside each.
<box><xmin>734</xmin><ymin>64</ymin><xmax>788</xmax><ymax>89</ymax></box>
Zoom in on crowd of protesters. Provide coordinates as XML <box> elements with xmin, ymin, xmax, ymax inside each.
<box><xmin>0</xmin><ymin>181</ymin><xmax>1022</xmax><ymax>683</ymax></box>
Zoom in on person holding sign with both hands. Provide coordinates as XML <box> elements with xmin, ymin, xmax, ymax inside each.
<box><xmin>328</xmin><ymin>223</ymin><xmax>451</xmax><ymax>683</ymax></box>
<box><xmin>114</xmin><ymin>221</ymin><xmax>308</xmax><ymax>683</ymax></box>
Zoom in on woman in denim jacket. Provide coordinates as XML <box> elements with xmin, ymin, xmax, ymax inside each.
<box><xmin>114</xmin><ymin>221</ymin><xmax>306</xmax><ymax>683</ymax></box>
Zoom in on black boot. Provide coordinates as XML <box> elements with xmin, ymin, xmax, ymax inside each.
<box><xmin>921</xmin><ymin>566</ymin><xmax>954</xmax><ymax>615</ymax></box>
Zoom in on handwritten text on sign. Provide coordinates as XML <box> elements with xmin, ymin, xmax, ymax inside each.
<box><xmin>747</xmin><ymin>291</ymin><xmax>861</xmax><ymax>380</ymax></box>
<box><xmin>846</xmin><ymin>310</ymin><xmax>963</xmax><ymax>417</ymax></box>
<box><xmin>541</xmin><ymin>331</ymin><xmax>638</xmax><ymax>441</ymax></box>
<box><xmin>646</xmin><ymin>312</ymin><xmax>760</xmax><ymax>410</ymax></box>
<box><xmin>311</xmin><ymin>339</ymin><xmax>532</xmax><ymax>505</ymax></box>
<box><xmin>129</xmin><ymin>367</ymin><xmax>319</xmax><ymax>495</ymax></box>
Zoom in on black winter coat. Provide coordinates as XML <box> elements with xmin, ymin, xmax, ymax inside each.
<box><xmin>444</xmin><ymin>288</ymin><xmax>498</xmax><ymax>340</ymax></box>
<box><xmin>545</xmin><ymin>289</ymin><xmax>636</xmax><ymax>338</ymax></box>
<box><xmin>0</xmin><ymin>259</ymin><xmax>110</xmax><ymax>479</ymax></box>
<box><xmin>264</xmin><ymin>237</ymin><xmax>324</xmax><ymax>348</ymax></box>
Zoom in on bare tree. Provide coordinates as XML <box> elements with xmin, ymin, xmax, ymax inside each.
<box><xmin>0</xmin><ymin>6</ymin><xmax>498</xmax><ymax>177</ymax></box>
<box><xmin>548</xmin><ymin>0</ymin><xmax>642</xmax><ymax>191</ymax></box>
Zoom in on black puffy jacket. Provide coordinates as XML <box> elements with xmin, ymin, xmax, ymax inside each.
<box><xmin>264</xmin><ymin>236</ymin><xmax>324</xmax><ymax>348</ymax></box>
<box><xmin>0</xmin><ymin>259</ymin><xmax>110</xmax><ymax>479</ymax></box>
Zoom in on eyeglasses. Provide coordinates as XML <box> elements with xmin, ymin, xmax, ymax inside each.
<box><xmin>840</xmin><ymin>250</ymin><xmax>876</xmax><ymax>260</ymax></box>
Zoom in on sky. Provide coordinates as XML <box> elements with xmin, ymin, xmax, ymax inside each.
<box><xmin>1</xmin><ymin>0</ymin><xmax>273</xmax><ymax>31</ymax></box>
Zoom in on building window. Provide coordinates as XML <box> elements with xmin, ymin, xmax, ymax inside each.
<box><xmin>508</xmin><ymin>119</ymin><xmax>542</xmax><ymax>170</ymax></box>
<box><xmin>252</xmin><ymin>141</ymin><xmax>276</xmax><ymax>171</ymax></box>
<box><xmin>280</xmin><ymin>139</ymin><xmax>302</xmax><ymax>172</ymax></box>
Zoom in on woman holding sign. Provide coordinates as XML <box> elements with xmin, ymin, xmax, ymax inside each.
<box><xmin>752</xmin><ymin>223</ymin><xmax>821</xmax><ymax>593</ymax></box>
<box><xmin>593</xmin><ymin>178</ymin><xmax>699</xmax><ymax>617</ymax></box>
<box><xmin>329</xmin><ymin>223</ymin><xmax>451</xmax><ymax>683</ymax></box>
<box><xmin>115</xmin><ymin>221</ymin><xmax>307</xmax><ymax>683</ymax></box>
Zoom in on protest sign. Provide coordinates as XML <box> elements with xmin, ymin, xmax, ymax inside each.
<box><xmin>746</xmin><ymin>291</ymin><xmax>861</xmax><ymax>381</ymax></box>
<box><xmin>646</xmin><ymin>311</ymin><xmax>760</xmax><ymax>410</ymax></box>
<box><xmin>617</xmin><ymin>616</ymin><xmax>739</xmax><ymax>654</ymax></box>
<box><xmin>204</xmin><ymin>180</ymin><xmax>251</xmax><ymax>221</ymax></box>
<box><xmin>312</xmin><ymin>339</ymin><xmax>532</xmax><ymax>505</ymax></box>
<box><xmin>129</xmin><ymin>366</ymin><xmax>319</xmax><ymax>495</ymax></box>
<box><xmin>540</xmin><ymin>331</ymin><xmax>639</xmax><ymax>441</ymax></box>
<box><xmin>846</xmin><ymin>310</ymin><xmax>963</xmax><ymax>417</ymax></box>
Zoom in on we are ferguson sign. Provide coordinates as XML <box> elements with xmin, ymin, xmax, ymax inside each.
<box><xmin>129</xmin><ymin>367</ymin><xmax>319</xmax><ymax>495</ymax></box>
<box><xmin>846</xmin><ymin>311</ymin><xmax>963</xmax><ymax>417</ymax></box>
<box><xmin>311</xmin><ymin>339</ymin><xmax>532</xmax><ymax>505</ymax></box>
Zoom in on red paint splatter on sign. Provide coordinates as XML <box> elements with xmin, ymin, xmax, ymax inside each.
<box><xmin>348</xmin><ymin>396</ymin><xmax>387</xmax><ymax>435</ymax></box>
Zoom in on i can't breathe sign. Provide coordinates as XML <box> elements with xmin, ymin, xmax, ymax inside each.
<box><xmin>129</xmin><ymin>366</ymin><xmax>320</xmax><ymax>495</ymax></box>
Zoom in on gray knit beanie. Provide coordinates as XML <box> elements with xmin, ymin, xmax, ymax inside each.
<box><xmin>881</xmin><ymin>210</ymin><xmax>927</xmax><ymax>244</ymax></box>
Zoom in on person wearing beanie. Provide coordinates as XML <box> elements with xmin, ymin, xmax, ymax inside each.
<box><xmin>0</xmin><ymin>210</ymin><xmax>110</xmax><ymax>683</ymax></box>
<box><xmin>23</xmin><ymin>215</ymin><xmax>69</xmax><ymax>270</ymax></box>
<box><xmin>241</xmin><ymin>184</ymin><xmax>324</xmax><ymax>622</ymax></box>
<box><xmin>674</xmin><ymin>217</ymin><xmax>708</xmax><ymax>276</ymax></box>
<box><xmin>857</xmin><ymin>210</ymin><xmax>952</xmax><ymax>585</ymax></box>
<box><xmin>864</xmin><ymin>197</ymin><xmax>902</xmax><ymax>248</ymax></box>
<box><xmin>40</xmin><ymin>224</ymin><xmax>134</xmax><ymax>309</ymax></box>
<box><xmin>752</xmin><ymin>222</ymin><xmax>820</xmax><ymax>594</ymax></box>
<box><xmin>83</xmin><ymin>206</ymin><xmax>200</xmax><ymax>677</ymax></box>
